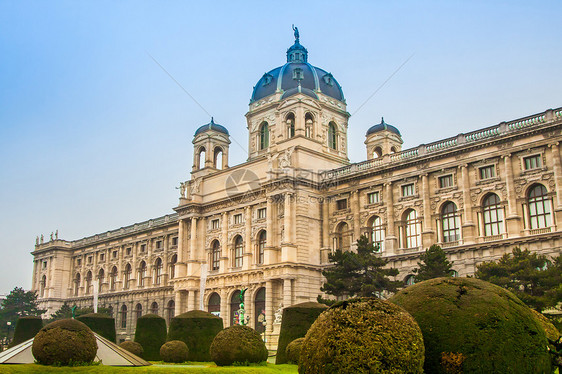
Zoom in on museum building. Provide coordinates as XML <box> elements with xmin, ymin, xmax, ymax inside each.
<box><xmin>31</xmin><ymin>32</ymin><xmax>562</xmax><ymax>347</ymax></box>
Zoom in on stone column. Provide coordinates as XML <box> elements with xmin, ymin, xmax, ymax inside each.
<box><xmin>187</xmin><ymin>290</ymin><xmax>196</xmax><ymax>311</ymax></box>
<box><xmin>282</xmin><ymin>193</ymin><xmax>297</xmax><ymax>262</ymax></box>
<box><xmin>550</xmin><ymin>143</ymin><xmax>562</xmax><ymax>224</ymax></box>
<box><xmin>384</xmin><ymin>182</ymin><xmax>397</xmax><ymax>254</ymax></box>
<box><xmin>220</xmin><ymin>289</ymin><xmax>228</xmax><ymax>325</ymax></box>
<box><xmin>265</xmin><ymin>280</ymin><xmax>274</xmax><ymax>341</ymax></box>
<box><xmin>265</xmin><ymin>197</ymin><xmax>277</xmax><ymax>264</ymax></box>
<box><xmin>352</xmin><ymin>190</ymin><xmax>361</xmax><ymax>244</ymax></box>
<box><xmin>244</xmin><ymin>206</ymin><xmax>252</xmax><ymax>269</ymax></box>
<box><xmin>460</xmin><ymin>165</ymin><xmax>476</xmax><ymax>243</ymax></box>
<box><xmin>221</xmin><ymin>212</ymin><xmax>229</xmax><ymax>270</ymax></box>
<box><xmin>503</xmin><ymin>154</ymin><xmax>522</xmax><ymax>235</ymax></box>
<box><xmin>321</xmin><ymin>197</ymin><xmax>331</xmax><ymax>263</ymax></box>
<box><xmin>282</xmin><ymin>278</ymin><xmax>293</xmax><ymax>308</ymax></box>
<box><xmin>421</xmin><ymin>174</ymin><xmax>434</xmax><ymax>247</ymax></box>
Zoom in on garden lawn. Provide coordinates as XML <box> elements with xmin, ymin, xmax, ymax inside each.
<box><xmin>0</xmin><ymin>363</ymin><xmax>298</xmax><ymax>374</ymax></box>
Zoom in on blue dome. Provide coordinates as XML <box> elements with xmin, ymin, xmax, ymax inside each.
<box><xmin>366</xmin><ymin>118</ymin><xmax>401</xmax><ymax>136</ymax></box>
<box><xmin>194</xmin><ymin>118</ymin><xmax>229</xmax><ymax>136</ymax></box>
<box><xmin>250</xmin><ymin>37</ymin><xmax>344</xmax><ymax>103</ymax></box>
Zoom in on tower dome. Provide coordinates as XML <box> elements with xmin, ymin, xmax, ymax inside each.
<box><xmin>250</xmin><ymin>27</ymin><xmax>345</xmax><ymax>103</ymax></box>
<box><xmin>194</xmin><ymin>118</ymin><xmax>229</xmax><ymax>136</ymax></box>
<box><xmin>366</xmin><ymin>117</ymin><xmax>401</xmax><ymax>136</ymax></box>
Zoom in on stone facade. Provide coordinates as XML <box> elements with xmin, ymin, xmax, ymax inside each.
<box><xmin>31</xmin><ymin>35</ymin><xmax>562</xmax><ymax>348</ymax></box>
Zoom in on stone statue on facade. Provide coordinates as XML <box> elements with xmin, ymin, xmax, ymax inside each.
<box><xmin>273</xmin><ymin>303</ymin><xmax>284</xmax><ymax>324</ymax></box>
<box><xmin>40</xmin><ymin>234</ymin><xmax>44</xmax><ymax>244</ymax></box>
<box><xmin>278</xmin><ymin>146</ymin><xmax>294</xmax><ymax>169</ymax></box>
<box><xmin>50</xmin><ymin>232</ymin><xmax>53</xmax><ymax>241</ymax></box>
<box><xmin>177</xmin><ymin>182</ymin><xmax>187</xmax><ymax>198</ymax></box>
<box><xmin>55</xmin><ymin>230</ymin><xmax>58</xmax><ymax>240</ymax></box>
<box><xmin>292</xmin><ymin>25</ymin><xmax>299</xmax><ymax>43</ymax></box>
<box><xmin>36</xmin><ymin>236</ymin><xmax>39</xmax><ymax>246</ymax></box>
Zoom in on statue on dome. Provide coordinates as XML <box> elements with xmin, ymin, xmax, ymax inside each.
<box><xmin>292</xmin><ymin>25</ymin><xmax>299</xmax><ymax>43</ymax></box>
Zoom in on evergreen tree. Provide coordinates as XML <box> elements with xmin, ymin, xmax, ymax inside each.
<box><xmin>0</xmin><ymin>287</ymin><xmax>45</xmax><ymax>340</ymax></box>
<box><xmin>413</xmin><ymin>244</ymin><xmax>454</xmax><ymax>282</ymax></box>
<box><xmin>320</xmin><ymin>235</ymin><xmax>400</xmax><ymax>299</ymax></box>
<box><xmin>476</xmin><ymin>247</ymin><xmax>562</xmax><ymax>312</ymax></box>
<box><xmin>50</xmin><ymin>303</ymin><xmax>112</xmax><ymax>321</ymax></box>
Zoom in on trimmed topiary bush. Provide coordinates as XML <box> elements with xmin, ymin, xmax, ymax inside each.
<box><xmin>167</xmin><ymin>310</ymin><xmax>223</xmax><ymax>361</ymax></box>
<box><xmin>286</xmin><ymin>337</ymin><xmax>304</xmax><ymax>364</ymax></box>
<box><xmin>10</xmin><ymin>316</ymin><xmax>43</xmax><ymax>347</ymax></box>
<box><xmin>299</xmin><ymin>298</ymin><xmax>424</xmax><ymax>374</ymax></box>
<box><xmin>530</xmin><ymin>309</ymin><xmax>560</xmax><ymax>341</ymax></box>
<box><xmin>76</xmin><ymin>313</ymin><xmax>116</xmax><ymax>343</ymax></box>
<box><xmin>134</xmin><ymin>313</ymin><xmax>167</xmax><ymax>361</ymax></box>
<box><xmin>119</xmin><ymin>341</ymin><xmax>144</xmax><ymax>357</ymax></box>
<box><xmin>32</xmin><ymin>319</ymin><xmax>97</xmax><ymax>366</ymax></box>
<box><xmin>210</xmin><ymin>325</ymin><xmax>268</xmax><ymax>366</ymax></box>
<box><xmin>160</xmin><ymin>340</ymin><xmax>189</xmax><ymax>363</ymax></box>
<box><xmin>275</xmin><ymin>302</ymin><xmax>327</xmax><ymax>364</ymax></box>
<box><xmin>390</xmin><ymin>277</ymin><xmax>551</xmax><ymax>374</ymax></box>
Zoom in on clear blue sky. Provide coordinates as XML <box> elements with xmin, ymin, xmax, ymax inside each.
<box><xmin>1</xmin><ymin>1</ymin><xmax>561</xmax><ymax>294</ymax></box>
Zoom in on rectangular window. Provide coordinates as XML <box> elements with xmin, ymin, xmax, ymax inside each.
<box><xmin>439</xmin><ymin>175</ymin><xmax>453</xmax><ymax>188</ymax></box>
<box><xmin>77</xmin><ymin>258</ymin><xmax>81</xmax><ymax>266</ymax></box>
<box><xmin>479</xmin><ymin>165</ymin><xmax>495</xmax><ymax>180</ymax></box>
<box><xmin>524</xmin><ymin>155</ymin><xmax>541</xmax><ymax>170</ymax></box>
<box><xmin>171</xmin><ymin>237</ymin><xmax>178</xmax><ymax>246</ymax></box>
<box><xmin>100</xmin><ymin>253</ymin><xmax>105</xmax><ymax>261</ymax></box>
<box><xmin>257</xmin><ymin>208</ymin><xmax>266</xmax><ymax>219</ymax></box>
<box><xmin>211</xmin><ymin>219</ymin><xmax>220</xmax><ymax>229</ymax></box>
<box><xmin>336</xmin><ymin>199</ymin><xmax>348</xmax><ymax>210</ymax></box>
<box><xmin>140</xmin><ymin>244</ymin><xmax>146</xmax><ymax>253</ymax></box>
<box><xmin>88</xmin><ymin>256</ymin><xmax>93</xmax><ymax>264</ymax></box>
<box><xmin>126</xmin><ymin>248</ymin><xmax>131</xmax><ymax>256</ymax></box>
<box><xmin>367</xmin><ymin>192</ymin><xmax>379</xmax><ymax>204</ymax></box>
<box><xmin>42</xmin><ymin>261</ymin><xmax>47</xmax><ymax>269</ymax></box>
<box><xmin>156</xmin><ymin>240</ymin><xmax>162</xmax><ymax>250</ymax></box>
<box><xmin>112</xmin><ymin>250</ymin><xmax>118</xmax><ymax>259</ymax></box>
<box><xmin>234</xmin><ymin>214</ymin><xmax>243</xmax><ymax>224</ymax></box>
<box><xmin>401</xmin><ymin>184</ymin><xmax>415</xmax><ymax>197</ymax></box>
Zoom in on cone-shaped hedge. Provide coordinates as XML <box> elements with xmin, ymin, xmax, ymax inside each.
<box><xmin>76</xmin><ymin>313</ymin><xmax>116</xmax><ymax>343</ymax></box>
<box><xmin>275</xmin><ymin>301</ymin><xmax>327</xmax><ymax>364</ymax></box>
<box><xmin>299</xmin><ymin>298</ymin><xmax>425</xmax><ymax>373</ymax></box>
<box><xmin>10</xmin><ymin>316</ymin><xmax>43</xmax><ymax>347</ymax></box>
<box><xmin>167</xmin><ymin>310</ymin><xmax>223</xmax><ymax>361</ymax></box>
<box><xmin>134</xmin><ymin>313</ymin><xmax>167</xmax><ymax>361</ymax></box>
<box><xmin>210</xmin><ymin>325</ymin><xmax>268</xmax><ymax>366</ymax></box>
<box><xmin>390</xmin><ymin>277</ymin><xmax>551</xmax><ymax>374</ymax></box>
<box><xmin>32</xmin><ymin>319</ymin><xmax>97</xmax><ymax>366</ymax></box>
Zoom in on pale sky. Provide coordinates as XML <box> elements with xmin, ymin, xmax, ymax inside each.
<box><xmin>1</xmin><ymin>1</ymin><xmax>561</xmax><ymax>294</ymax></box>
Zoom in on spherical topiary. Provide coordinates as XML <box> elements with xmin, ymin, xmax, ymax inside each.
<box><xmin>160</xmin><ymin>340</ymin><xmax>189</xmax><ymax>363</ymax></box>
<box><xmin>275</xmin><ymin>302</ymin><xmax>327</xmax><ymax>364</ymax></box>
<box><xmin>530</xmin><ymin>309</ymin><xmax>560</xmax><ymax>341</ymax></box>
<box><xmin>286</xmin><ymin>337</ymin><xmax>304</xmax><ymax>364</ymax></box>
<box><xmin>167</xmin><ymin>310</ymin><xmax>223</xmax><ymax>361</ymax></box>
<box><xmin>76</xmin><ymin>313</ymin><xmax>116</xmax><ymax>343</ymax></box>
<box><xmin>10</xmin><ymin>316</ymin><xmax>43</xmax><ymax>347</ymax></box>
<box><xmin>119</xmin><ymin>341</ymin><xmax>144</xmax><ymax>357</ymax></box>
<box><xmin>299</xmin><ymin>298</ymin><xmax>424</xmax><ymax>374</ymax></box>
<box><xmin>210</xmin><ymin>325</ymin><xmax>268</xmax><ymax>366</ymax></box>
<box><xmin>134</xmin><ymin>313</ymin><xmax>167</xmax><ymax>361</ymax></box>
<box><xmin>390</xmin><ymin>277</ymin><xmax>551</xmax><ymax>374</ymax></box>
<box><xmin>32</xmin><ymin>319</ymin><xmax>97</xmax><ymax>366</ymax></box>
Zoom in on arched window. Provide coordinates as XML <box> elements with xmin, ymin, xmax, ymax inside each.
<box><xmin>97</xmin><ymin>268</ymin><xmax>104</xmax><ymax>293</ymax></box>
<box><xmin>109</xmin><ymin>266</ymin><xmax>118</xmax><ymax>291</ymax></box>
<box><xmin>305</xmin><ymin>113</ymin><xmax>314</xmax><ymax>138</ymax></box>
<box><xmin>404</xmin><ymin>274</ymin><xmax>415</xmax><ymax>286</ymax></box>
<box><xmin>230</xmin><ymin>290</ymin><xmax>241</xmax><ymax>326</ymax></box>
<box><xmin>404</xmin><ymin>209</ymin><xmax>421</xmax><ymax>248</ymax></box>
<box><xmin>169</xmin><ymin>254</ymin><xmax>177</xmax><ymax>279</ymax></box>
<box><xmin>123</xmin><ymin>264</ymin><xmax>132</xmax><ymax>289</ymax></box>
<box><xmin>211</xmin><ymin>241</ymin><xmax>221</xmax><ymax>271</ymax></box>
<box><xmin>198</xmin><ymin>147</ymin><xmax>206</xmax><ymax>170</ymax></box>
<box><xmin>85</xmin><ymin>271</ymin><xmax>92</xmax><ymax>295</ymax></box>
<box><xmin>286</xmin><ymin>113</ymin><xmax>295</xmax><ymax>138</ymax></box>
<box><xmin>135</xmin><ymin>303</ymin><xmax>142</xmax><ymax>321</ymax></box>
<box><xmin>441</xmin><ymin>202</ymin><xmax>460</xmax><ymax>243</ymax></box>
<box><xmin>334</xmin><ymin>222</ymin><xmax>351</xmax><ymax>250</ymax></box>
<box><xmin>254</xmin><ymin>287</ymin><xmax>266</xmax><ymax>334</ymax></box>
<box><xmin>528</xmin><ymin>184</ymin><xmax>551</xmax><ymax>229</ymax></box>
<box><xmin>259</xmin><ymin>122</ymin><xmax>269</xmax><ymax>150</ymax></box>
<box><xmin>120</xmin><ymin>304</ymin><xmax>127</xmax><ymax>329</ymax></box>
<box><xmin>208</xmin><ymin>292</ymin><xmax>221</xmax><ymax>316</ymax></box>
<box><xmin>151</xmin><ymin>301</ymin><xmax>159</xmax><ymax>315</ymax></box>
<box><xmin>214</xmin><ymin>147</ymin><xmax>223</xmax><ymax>169</ymax></box>
<box><xmin>369</xmin><ymin>216</ymin><xmax>385</xmax><ymax>251</ymax></box>
<box><xmin>233</xmin><ymin>236</ymin><xmax>243</xmax><ymax>268</ymax></box>
<box><xmin>166</xmin><ymin>300</ymin><xmax>175</xmax><ymax>324</ymax></box>
<box><xmin>390</xmin><ymin>146</ymin><xmax>397</xmax><ymax>154</ymax></box>
<box><xmin>328</xmin><ymin>122</ymin><xmax>337</xmax><ymax>150</ymax></box>
<box><xmin>373</xmin><ymin>147</ymin><xmax>382</xmax><ymax>159</ymax></box>
<box><xmin>74</xmin><ymin>273</ymin><xmax>80</xmax><ymax>296</ymax></box>
<box><xmin>483</xmin><ymin>193</ymin><xmax>503</xmax><ymax>236</ymax></box>
<box><xmin>154</xmin><ymin>258</ymin><xmax>163</xmax><ymax>285</ymax></box>
<box><xmin>40</xmin><ymin>275</ymin><xmax>46</xmax><ymax>297</ymax></box>
<box><xmin>258</xmin><ymin>230</ymin><xmax>266</xmax><ymax>265</ymax></box>
<box><xmin>138</xmin><ymin>261</ymin><xmax>146</xmax><ymax>287</ymax></box>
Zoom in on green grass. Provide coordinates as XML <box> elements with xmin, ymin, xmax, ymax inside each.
<box><xmin>0</xmin><ymin>363</ymin><xmax>298</xmax><ymax>373</ymax></box>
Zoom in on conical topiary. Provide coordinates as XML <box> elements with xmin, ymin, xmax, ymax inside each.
<box><xmin>134</xmin><ymin>313</ymin><xmax>167</xmax><ymax>361</ymax></box>
<box><xmin>10</xmin><ymin>316</ymin><xmax>43</xmax><ymax>347</ymax></box>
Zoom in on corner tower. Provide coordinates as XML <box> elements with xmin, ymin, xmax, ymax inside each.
<box><xmin>365</xmin><ymin>117</ymin><xmax>403</xmax><ymax>159</ymax></box>
<box><xmin>246</xmin><ymin>28</ymin><xmax>350</xmax><ymax>170</ymax></box>
<box><xmin>192</xmin><ymin>118</ymin><xmax>230</xmax><ymax>177</ymax></box>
